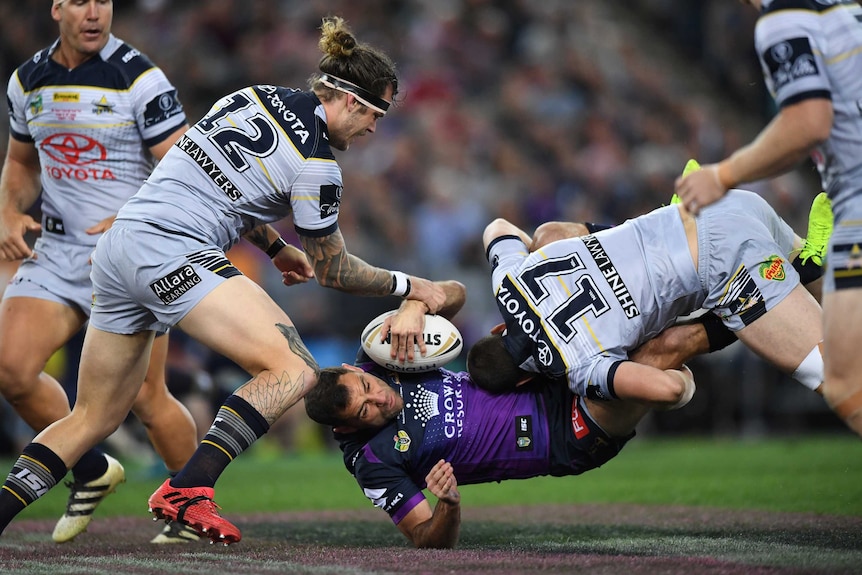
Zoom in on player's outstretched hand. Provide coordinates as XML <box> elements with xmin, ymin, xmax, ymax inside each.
<box><xmin>383</xmin><ymin>303</ymin><xmax>426</xmax><ymax>362</ymax></box>
<box><xmin>276</xmin><ymin>244</ymin><xmax>314</xmax><ymax>286</ymax></box>
<box><xmin>674</xmin><ymin>164</ymin><xmax>727</xmax><ymax>215</ymax></box>
<box><xmin>425</xmin><ymin>459</ymin><xmax>460</xmax><ymax>505</ymax></box>
<box><xmin>0</xmin><ymin>210</ymin><xmax>40</xmax><ymax>261</ymax></box>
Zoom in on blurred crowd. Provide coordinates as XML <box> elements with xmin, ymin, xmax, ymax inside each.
<box><xmin>0</xmin><ymin>0</ymin><xmax>835</xmax><ymax>456</ymax></box>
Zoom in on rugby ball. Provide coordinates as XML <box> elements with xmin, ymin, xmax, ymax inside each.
<box><xmin>361</xmin><ymin>310</ymin><xmax>463</xmax><ymax>373</ymax></box>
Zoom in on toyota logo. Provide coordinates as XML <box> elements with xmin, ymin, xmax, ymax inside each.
<box><xmin>536</xmin><ymin>340</ymin><xmax>553</xmax><ymax>367</ymax></box>
<box><xmin>40</xmin><ymin>133</ymin><xmax>107</xmax><ymax>165</ymax></box>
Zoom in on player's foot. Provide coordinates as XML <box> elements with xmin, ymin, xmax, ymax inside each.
<box><xmin>150</xmin><ymin>520</ymin><xmax>202</xmax><ymax>544</ymax></box>
<box><xmin>52</xmin><ymin>454</ymin><xmax>126</xmax><ymax>543</ymax></box>
<box><xmin>671</xmin><ymin>158</ymin><xmax>701</xmax><ymax>205</ymax></box>
<box><xmin>799</xmin><ymin>192</ymin><xmax>833</xmax><ymax>266</ymax></box>
<box><xmin>147</xmin><ymin>479</ymin><xmax>241</xmax><ymax>545</ymax></box>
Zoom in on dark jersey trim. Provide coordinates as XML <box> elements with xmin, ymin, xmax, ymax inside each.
<box><xmin>486</xmin><ymin>234</ymin><xmax>524</xmax><ymax>262</ymax></box>
<box><xmin>780</xmin><ymin>89</ymin><xmax>832</xmax><ymax>108</ymax></box>
<box><xmin>295</xmin><ymin>221</ymin><xmax>339</xmax><ymax>239</ymax></box>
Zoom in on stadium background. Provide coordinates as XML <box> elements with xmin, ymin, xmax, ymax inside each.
<box><xmin>0</xmin><ymin>0</ymin><xmax>841</xmax><ymax>455</ymax></box>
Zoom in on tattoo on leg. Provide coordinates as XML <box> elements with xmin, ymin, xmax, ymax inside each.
<box><xmin>276</xmin><ymin>323</ymin><xmax>320</xmax><ymax>376</ymax></box>
<box><xmin>240</xmin><ymin>370</ymin><xmax>305</xmax><ymax>424</ymax></box>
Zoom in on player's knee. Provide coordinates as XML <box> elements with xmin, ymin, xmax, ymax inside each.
<box><xmin>0</xmin><ymin>358</ymin><xmax>42</xmax><ymax>403</ymax></box>
<box><xmin>130</xmin><ymin>390</ymin><xmax>157</xmax><ymax>425</ymax></box>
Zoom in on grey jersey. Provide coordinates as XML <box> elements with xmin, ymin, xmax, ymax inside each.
<box><xmin>755</xmin><ymin>0</ymin><xmax>862</xmax><ymax>202</ymax></box>
<box><xmin>489</xmin><ymin>205</ymin><xmax>702</xmax><ymax>400</ymax></box>
<box><xmin>488</xmin><ymin>191</ymin><xmax>799</xmax><ymax>400</ymax></box>
<box><xmin>6</xmin><ymin>35</ymin><xmax>186</xmax><ymax>246</ymax></box>
<box><xmin>116</xmin><ymin>85</ymin><xmax>342</xmax><ymax>251</ymax></box>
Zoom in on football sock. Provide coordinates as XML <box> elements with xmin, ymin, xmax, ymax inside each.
<box><xmin>698</xmin><ymin>313</ymin><xmax>737</xmax><ymax>352</ymax></box>
<box><xmin>70</xmin><ymin>448</ymin><xmax>109</xmax><ymax>483</ymax></box>
<box><xmin>170</xmin><ymin>395</ymin><xmax>269</xmax><ymax>488</ymax></box>
<box><xmin>0</xmin><ymin>443</ymin><xmax>67</xmax><ymax>532</ymax></box>
<box><xmin>792</xmin><ymin>256</ymin><xmax>823</xmax><ymax>286</ymax></box>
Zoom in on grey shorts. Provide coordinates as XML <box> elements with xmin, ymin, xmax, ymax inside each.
<box><xmin>697</xmin><ymin>190</ymin><xmax>800</xmax><ymax>331</ymax></box>
<box><xmin>89</xmin><ymin>221</ymin><xmax>243</xmax><ymax>335</ymax></box>
<box><xmin>3</xmin><ymin>235</ymin><xmax>95</xmax><ymax>315</ymax></box>
<box><xmin>825</xmin><ymin>177</ymin><xmax>862</xmax><ymax>292</ymax></box>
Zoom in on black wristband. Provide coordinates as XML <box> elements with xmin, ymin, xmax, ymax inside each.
<box><xmin>265</xmin><ymin>237</ymin><xmax>288</xmax><ymax>259</ymax></box>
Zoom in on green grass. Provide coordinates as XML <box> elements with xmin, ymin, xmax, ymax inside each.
<box><xmin>9</xmin><ymin>434</ymin><xmax>861</xmax><ymax>520</ymax></box>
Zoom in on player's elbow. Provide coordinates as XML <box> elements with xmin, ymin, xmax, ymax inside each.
<box><xmin>410</xmin><ymin>530</ymin><xmax>459</xmax><ymax>549</ymax></box>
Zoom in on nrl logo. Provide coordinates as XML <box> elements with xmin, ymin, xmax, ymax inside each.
<box><xmin>392</xmin><ymin>430</ymin><xmax>411</xmax><ymax>453</ymax></box>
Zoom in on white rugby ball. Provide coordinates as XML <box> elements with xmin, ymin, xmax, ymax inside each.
<box><xmin>361</xmin><ymin>310</ymin><xmax>463</xmax><ymax>373</ymax></box>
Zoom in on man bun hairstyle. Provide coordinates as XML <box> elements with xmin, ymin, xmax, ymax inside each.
<box><xmin>310</xmin><ymin>16</ymin><xmax>399</xmax><ymax>106</ymax></box>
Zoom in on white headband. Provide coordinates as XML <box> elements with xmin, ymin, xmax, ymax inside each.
<box><xmin>319</xmin><ymin>74</ymin><xmax>391</xmax><ymax>116</ymax></box>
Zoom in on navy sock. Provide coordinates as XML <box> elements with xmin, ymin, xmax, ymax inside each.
<box><xmin>70</xmin><ymin>448</ymin><xmax>108</xmax><ymax>484</ymax></box>
<box><xmin>171</xmin><ymin>395</ymin><xmax>269</xmax><ymax>488</ymax></box>
<box><xmin>0</xmin><ymin>443</ymin><xmax>68</xmax><ymax>533</ymax></box>
<box><xmin>793</xmin><ymin>256</ymin><xmax>823</xmax><ymax>285</ymax></box>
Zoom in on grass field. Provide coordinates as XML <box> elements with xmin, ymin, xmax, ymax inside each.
<box><xmin>2</xmin><ymin>434</ymin><xmax>860</xmax><ymax>574</ymax></box>
<box><xmin>13</xmin><ymin>433</ymin><xmax>861</xmax><ymax>519</ymax></box>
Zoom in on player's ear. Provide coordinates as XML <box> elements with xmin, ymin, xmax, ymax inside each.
<box><xmin>490</xmin><ymin>322</ymin><xmax>506</xmax><ymax>335</ymax></box>
<box><xmin>333</xmin><ymin>425</ymin><xmax>358</xmax><ymax>434</ymax></box>
<box><xmin>342</xmin><ymin>363</ymin><xmax>362</xmax><ymax>372</ymax></box>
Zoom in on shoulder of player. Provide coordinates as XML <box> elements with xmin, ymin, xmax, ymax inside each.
<box><xmin>247</xmin><ymin>85</ymin><xmax>335</xmax><ymax>161</ymax></box>
<box><xmin>761</xmin><ymin>0</ymin><xmax>835</xmax><ymax>17</ymax></box>
<box><xmin>102</xmin><ymin>36</ymin><xmax>164</xmax><ymax>85</ymax></box>
<box><xmin>11</xmin><ymin>46</ymin><xmax>53</xmax><ymax>91</ymax></box>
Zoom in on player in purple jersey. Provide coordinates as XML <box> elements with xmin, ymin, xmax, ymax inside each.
<box><xmin>0</xmin><ymin>15</ymin><xmax>447</xmax><ymax>545</ymax></box>
<box><xmin>674</xmin><ymin>0</ymin><xmax>862</xmax><ymax>438</ymax></box>
<box><xmin>304</xmin><ymin>297</ymin><xmax>701</xmax><ymax>549</ymax></box>
<box><xmin>0</xmin><ymin>0</ymin><xmax>196</xmax><ymax>543</ymax></box>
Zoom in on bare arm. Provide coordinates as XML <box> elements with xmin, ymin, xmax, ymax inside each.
<box><xmin>0</xmin><ymin>137</ymin><xmax>42</xmax><ymax>260</ymax></box>
<box><xmin>629</xmin><ymin>321</ymin><xmax>710</xmax><ymax>371</ymax></box>
<box><xmin>612</xmin><ymin>361</ymin><xmax>696</xmax><ymax>410</ymax></box>
<box><xmin>149</xmin><ymin>124</ymin><xmax>189</xmax><ymax>161</ymax></box>
<box><xmin>395</xmin><ymin>460</ymin><xmax>461</xmax><ymax>548</ymax></box>
<box><xmin>482</xmin><ymin>217</ymin><xmax>532</xmax><ymax>252</ymax></box>
<box><xmin>675</xmin><ymin>98</ymin><xmax>832</xmax><ymax>214</ymax></box>
<box><xmin>243</xmin><ymin>224</ymin><xmax>314</xmax><ymax>285</ymax></box>
<box><xmin>299</xmin><ymin>228</ymin><xmax>446</xmax><ymax>313</ymax></box>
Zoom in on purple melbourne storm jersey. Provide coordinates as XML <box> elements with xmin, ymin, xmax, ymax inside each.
<box><xmin>6</xmin><ymin>35</ymin><xmax>186</xmax><ymax>246</ymax></box>
<box><xmin>755</xmin><ymin>0</ymin><xmax>862</xmax><ymax>206</ymax></box>
<box><xmin>115</xmin><ymin>85</ymin><xmax>342</xmax><ymax>252</ymax></box>
<box><xmin>336</xmin><ymin>358</ymin><xmax>631</xmax><ymax>525</ymax></box>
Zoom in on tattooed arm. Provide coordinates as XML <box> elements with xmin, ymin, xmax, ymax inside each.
<box><xmin>244</xmin><ymin>224</ymin><xmax>314</xmax><ymax>285</ymax></box>
<box><xmin>299</xmin><ymin>228</ymin><xmax>446</xmax><ymax>313</ymax></box>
